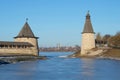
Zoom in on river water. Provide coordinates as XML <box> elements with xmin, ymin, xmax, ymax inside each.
<box><xmin>0</xmin><ymin>52</ymin><xmax>120</xmax><ymax>80</ymax></box>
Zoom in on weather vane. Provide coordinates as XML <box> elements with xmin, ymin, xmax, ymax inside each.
<box><xmin>26</xmin><ymin>18</ymin><xmax>28</xmax><ymax>22</ymax></box>
<box><xmin>88</xmin><ymin>10</ymin><xmax>90</xmax><ymax>13</ymax></box>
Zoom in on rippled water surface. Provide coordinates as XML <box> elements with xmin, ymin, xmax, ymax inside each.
<box><xmin>0</xmin><ymin>52</ymin><xmax>120</xmax><ymax>80</ymax></box>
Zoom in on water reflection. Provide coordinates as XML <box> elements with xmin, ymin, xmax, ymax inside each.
<box><xmin>14</xmin><ymin>61</ymin><xmax>40</xmax><ymax>80</ymax></box>
<box><xmin>80</xmin><ymin>58</ymin><xmax>95</xmax><ymax>80</ymax></box>
<box><xmin>0</xmin><ymin>52</ymin><xmax>120</xmax><ymax>80</ymax></box>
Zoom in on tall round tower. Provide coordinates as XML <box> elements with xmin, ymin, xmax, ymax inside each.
<box><xmin>14</xmin><ymin>21</ymin><xmax>39</xmax><ymax>56</ymax></box>
<box><xmin>81</xmin><ymin>11</ymin><xmax>95</xmax><ymax>55</ymax></box>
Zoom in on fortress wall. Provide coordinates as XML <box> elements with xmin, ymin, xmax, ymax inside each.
<box><xmin>0</xmin><ymin>48</ymin><xmax>36</xmax><ymax>55</ymax></box>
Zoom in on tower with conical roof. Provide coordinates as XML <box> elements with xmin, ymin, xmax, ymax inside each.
<box><xmin>81</xmin><ymin>11</ymin><xmax>95</xmax><ymax>55</ymax></box>
<box><xmin>14</xmin><ymin>20</ymin><xmax>39</xmax><ymax>56</ymax></box>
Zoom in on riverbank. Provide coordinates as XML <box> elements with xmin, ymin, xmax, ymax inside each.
<box><xmin>0</xmin><ymin>55</ymin><xmax>46</xmax><ymax>65</ymax></box>
<box><xmin>100</xmin><ymin>48</ymin><xmax>120</xmax><ymax>60</ymax></box>
<box><xmin>69</xmin><ymin>48</ymin><xmax>120</xmax><ymax>60</ymax></box>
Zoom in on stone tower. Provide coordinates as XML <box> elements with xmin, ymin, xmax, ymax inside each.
<box><xmin>81</xmin><ymin>12</ymin><xmax>95</xmax><ymax>55</ymax></box>
<box><xmin>14</xmin><ymin>21</ymin><xmax>39</xmax><ymax>56</ymax></box>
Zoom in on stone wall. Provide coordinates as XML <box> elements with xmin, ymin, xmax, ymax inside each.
<box><xmin>0</xmin><ymin>48</ymin><xmax>34</xmax><ymax>55</ymax></box>
<box><xmin>81</xmin><ymin>33</ymin><xmax>95</xmax><ymax>55</ymax></box>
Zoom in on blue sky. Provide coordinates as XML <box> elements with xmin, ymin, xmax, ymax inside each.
<box><xmin>0</xmin><ymin>0</ymin><xmax>120</xmax><ymax>47</ymax></box>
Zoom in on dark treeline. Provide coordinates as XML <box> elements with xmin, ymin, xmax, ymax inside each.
<box><xmin>95</xmin><ymin>32</ymin><xmax>120</xmax><ymax>48</ymax></box>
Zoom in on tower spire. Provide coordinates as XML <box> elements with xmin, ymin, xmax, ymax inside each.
<box><xmin>14</xmin><ymin>20</ymin><xmax>38</xmax><ymax>39</ymax></box>
<box><xmin>82</xmin><ymin>11</ymin><xmax>94</xmax><ymax>33</ymax></box>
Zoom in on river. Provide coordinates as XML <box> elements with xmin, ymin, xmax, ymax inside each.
<box><xmin>0</xmin><ymin>52</ymin><xmax>120</xmax><ymax>80</ymax></box>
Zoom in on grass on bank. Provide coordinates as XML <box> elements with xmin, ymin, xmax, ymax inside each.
<box><xmin>102</xmin><ymin>48</ymin><xmax>120</xmax><ymax>58</ymax></box>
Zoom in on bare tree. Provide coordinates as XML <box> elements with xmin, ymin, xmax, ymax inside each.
<box><xmin>115</xmin><ymin>31</ymin><xmax>120</xmax><ymax>36</ymax></box>
<box><xmin>108</xmin><ymin>32</ymin><xmax>120</xmax><ymax>48</ymax></box>
<box><xmin>96</xmin><ymin>33</ymin><xmax>102</xmax><ymax>41</ymax></box>
<box><xmin>102</xmin><ymin>34</ymin><xmax>111</xmax><ymax>42</ymax></box>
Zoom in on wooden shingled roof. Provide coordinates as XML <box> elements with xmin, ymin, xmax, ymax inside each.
<box><xmin>0</xmin><ymin>41</ymin><xmax>34</xmax><ymax>47</ymax></box>
<box><xmin>14</xmin><ymin>22</ymin><xmax>38</xmax><ymax>39</ymax></box>
<box><xmin>82</xmin><ymin>12</ymin><xmax>95</xmax><ymax>34</ymax></box>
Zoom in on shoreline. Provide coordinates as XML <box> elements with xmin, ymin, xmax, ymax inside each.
<box><xmin>1</xmin><ymin>49</ymin><xmax>120</xmax><ymax>65</ymax></box>
<box><xmin>0</xmin><ymin>55</ymin><xmax>47</xmax><ymax>65</ymax></box>
<box><xmin>68</xmin><ymin>48</ymin><xmax>120</xmax><ymax>60</ymax></box>
<box><xmin>98</xmin><ymin>56</ymin><xmax>120</xmax><ymax>61</ymax></box>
